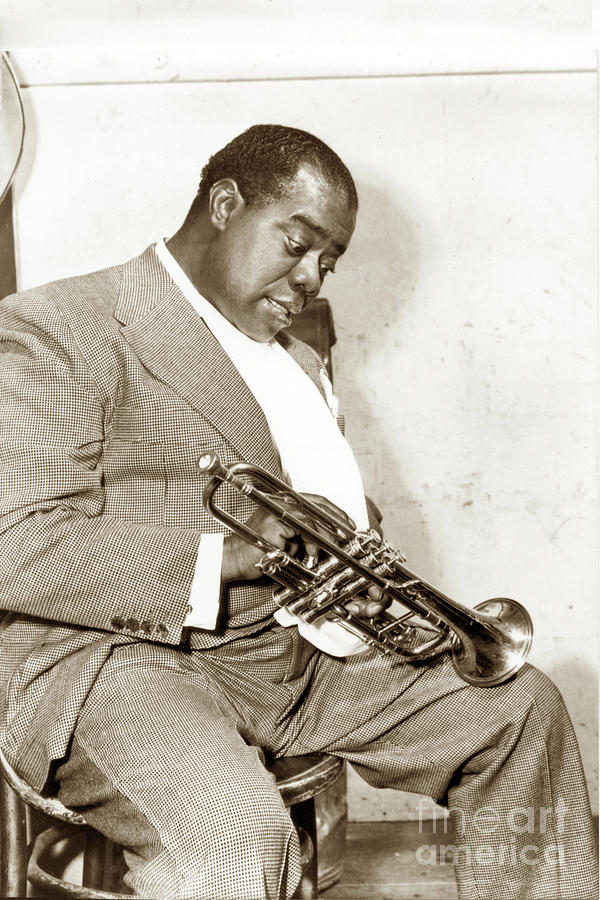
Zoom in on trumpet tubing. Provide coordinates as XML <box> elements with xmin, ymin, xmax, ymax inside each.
<box><xmin>197</xmin><ymin>450</ymin><xmax>533</xmax><ymax>687</ymax></box>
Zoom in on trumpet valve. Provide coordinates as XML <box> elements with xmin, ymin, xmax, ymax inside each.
<box><xmin>302</xmin><ymin>589</ymin><xmax>337</xmax><ymax>623</ymax></box>
<box><xmin>256</xmin><ymin>548</ymin><xmax>288</xmax><ymax>577</ymax></box>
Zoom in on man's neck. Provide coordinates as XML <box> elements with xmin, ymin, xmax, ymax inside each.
<box><xmin>165</xmin><ymin>219</ymin><xmax>219</xmax><ymax>297</ymax></box>
<box><xmin>165</xmin><ymin>232</ymin><xmax>198</xmax><ymax>287</ymax></box>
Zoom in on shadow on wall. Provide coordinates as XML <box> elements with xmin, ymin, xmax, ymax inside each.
<box><xmin>335</xmin><ymin>174</ymin><xmax>438</xmax><ymax>576</ymax></box>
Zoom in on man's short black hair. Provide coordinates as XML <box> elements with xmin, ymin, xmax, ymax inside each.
<box><xmin>190</xmin><ymin>123</ymin><xmax>358</xmax><ymax>216</ymax></box>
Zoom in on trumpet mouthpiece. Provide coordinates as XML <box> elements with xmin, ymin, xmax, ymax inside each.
<box><xmin>197</xmin><ymin>450</ymin><xmax>220</xmax><ymax>472</ymax></box>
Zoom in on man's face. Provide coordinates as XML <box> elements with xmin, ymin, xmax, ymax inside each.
<box><xmin>204</xmin><ymin>165</ymin><xmax>356</xmax><ymax>342</ymax></box>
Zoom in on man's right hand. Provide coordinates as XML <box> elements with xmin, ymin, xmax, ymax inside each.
<box><xmin>221</xmin><ymin>507</ymin><xmax>297</xmax><ymax>583</ymax></box>
<box><xmin>221</xmin><ymin>493</ymin><xmax>356</xmax><ymax>584</ymax></box>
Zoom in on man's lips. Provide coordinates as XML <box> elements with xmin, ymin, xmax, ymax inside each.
<box><xmin>266</xmin><ymin>297</ymin><xmax>295</xmax><ymax>325</ymax></box>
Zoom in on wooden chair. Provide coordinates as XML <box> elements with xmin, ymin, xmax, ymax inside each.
<box><xmin>1</xmin><ymin>747</ymin><xmax>344</xmax><ymax>899</ymax></box>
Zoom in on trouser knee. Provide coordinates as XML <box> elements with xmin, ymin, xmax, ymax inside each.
<box><xmin>509</xmin><ymin>663</ymin><xmax>567</xmax><ymax>718</ymax></box>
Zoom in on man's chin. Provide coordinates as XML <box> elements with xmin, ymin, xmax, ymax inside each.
<box><xmin>240</xmin><ymin>308</ymin><xmax>288</xmax><ymax>343</ymax></box>
<box><xmin>239</xmin><ymin>321</ymin><xmax>281</xmax><ymax>344</ymax></box>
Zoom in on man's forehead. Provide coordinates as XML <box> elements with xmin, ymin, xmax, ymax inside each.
<box><xmin>272</xmin><ymin>170</ymin><xmax>355</xmax><ymax>250</ymax></box>
<box><xmin>287</xmin><ymin>212</ymin><xmax>350</xmax><ymax>255</ymax></box>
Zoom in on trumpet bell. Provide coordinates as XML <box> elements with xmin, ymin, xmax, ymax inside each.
<box><xmin>451</xmin><ymin>598</ymin><xmax>533</xmax><ymax>687</ymax></box>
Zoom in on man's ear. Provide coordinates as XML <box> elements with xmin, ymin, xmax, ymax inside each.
<box><xmin>208</xmin><ymin>178</ymin><xmax>245</xmax><ymax>231</ymax></box>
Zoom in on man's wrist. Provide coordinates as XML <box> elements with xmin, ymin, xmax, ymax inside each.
<box><xmin>222</xmin><ymin>533</ymin><xmax>253</xmax><ymax>583</ymax></box>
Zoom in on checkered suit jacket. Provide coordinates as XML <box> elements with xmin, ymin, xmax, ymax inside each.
<box><xmin>0</xmin><ymin>245</ymin><xmax>334</xmax><ymax>789</ymax></box>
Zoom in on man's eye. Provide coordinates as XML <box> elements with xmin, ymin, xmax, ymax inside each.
<box><xmin>287</xmin><ymin>239</ymin><xmax>306</xmax><ymax>255</ymax></box>
<box><xmin>319</xmin><ymin>264</ymin><xmax>336</xmax><ymax>277</ymax></box>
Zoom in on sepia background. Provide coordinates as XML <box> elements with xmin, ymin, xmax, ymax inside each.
<box><xmin>2</xmin><ymin>0</ymin><xmax>597</xmax><ymax>819</ymax></box>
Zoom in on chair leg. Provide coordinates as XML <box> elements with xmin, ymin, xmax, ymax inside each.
<box><xmin>290</xmin><ymin>798</ymin><xmax>318</xmax><ymax>900</ymax></box>
<box><xmin>0</xmin><ymin>774</ymin><xmax>28</xmax><ymax>897</ymax></box>
<box><xmin>102</xmin><ymin>839</ymin><xmax>127</xmax><ymax>893</ymax></box>
<box><xmin>82</xmin><ymin>826</ymin><xmax>107</xmax><ymax>889</ymax></box>
<box><xmin>83</xmin><ymin>829</ymin><xmax>126</xmax><ymax>893</ymax></box>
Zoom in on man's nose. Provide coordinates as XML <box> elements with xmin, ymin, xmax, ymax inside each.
<box><xmin>290</xmin><ymin>255</ymin><xmax>321</xmax><ymax>303</ymax></box>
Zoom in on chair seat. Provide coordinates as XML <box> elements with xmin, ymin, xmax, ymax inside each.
<box><xmin>270</xmin><ymin>752</ymin><xmax>344</xmax><ymax>805</ymax></box>
<box><xmin>0</xmin><ymin>748</ymin><xmax>86</xmax><ymax>824</ymax></box>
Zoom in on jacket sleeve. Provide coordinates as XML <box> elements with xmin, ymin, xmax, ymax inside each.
<box><xmin>0</xmin><ymin>291</ymin><xmax>202</xmax><ymax>646</ymax></box>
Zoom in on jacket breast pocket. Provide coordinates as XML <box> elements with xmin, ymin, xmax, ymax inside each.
<box><xmin>162</xmin><ymin>440</ymin><xmax>241</xmax><ymax>530</ymax></box>
<box><xmin>106</xmin><ymin>401</ymin><xmax>246</xmax><ymax>529</ymax></box>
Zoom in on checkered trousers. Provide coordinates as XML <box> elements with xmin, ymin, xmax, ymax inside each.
<box><xmin>55</xmin><ymin>627</ymin><xmax>598</xmax><ymax>899</ymax></box>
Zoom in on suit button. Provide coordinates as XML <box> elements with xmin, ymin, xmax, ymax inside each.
<box><xmin>125</xmin><ymin>618</ymin><xmax>139</xmax><ymax>631</ymax></box>
<box><xmin>111</xmin><ymin>617</ymin><xmax>125</xmax><ymax>629</ymax></box>
<box><xmin>156</xmin><ymin>623</ymin><xmax>168</xmax><ymax>637</ymax></box>
<box><xmin>140</xmin><ymin>620</ymin><xmax>152</xmax><ymax>634</ymax></box>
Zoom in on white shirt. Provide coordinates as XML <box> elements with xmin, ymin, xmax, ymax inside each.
<box><xmin>155</xmin><ymin>240</ymin><xmax>369</xmax><ymax>654</ymax></box>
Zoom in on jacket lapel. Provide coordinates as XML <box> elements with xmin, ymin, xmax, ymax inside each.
<box><xmin>115</xmin><ymin>247</ymin><xmax>281</xmax><ymax>473</ymax></box>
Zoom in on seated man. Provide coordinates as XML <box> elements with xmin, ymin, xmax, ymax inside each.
<box><xmin>0</xmin><ymin>124</ymin><xmax>596</xmax><ymax>900</ymax></box>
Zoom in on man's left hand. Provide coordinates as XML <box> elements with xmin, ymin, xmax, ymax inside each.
<box><xmin>345</xmin><ymin>585</ymin><xmax>392</xmax><ymax>618</ymax></box>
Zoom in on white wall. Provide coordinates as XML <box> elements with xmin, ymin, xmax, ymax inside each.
<box><xmin>6</xmin><ymin>35</ymin><xmax>598</xmax><ymax>819</ymax></box>
<box><xmin>1</xmin><ymin>0</ymin><xmax>592</xmax><ymax>53</ymax></box>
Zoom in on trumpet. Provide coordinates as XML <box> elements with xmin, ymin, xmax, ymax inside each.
<box><xmin>197</xmin><ymin>451</ymin><xmax>533</xmax><ymax>687</ymax></box>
